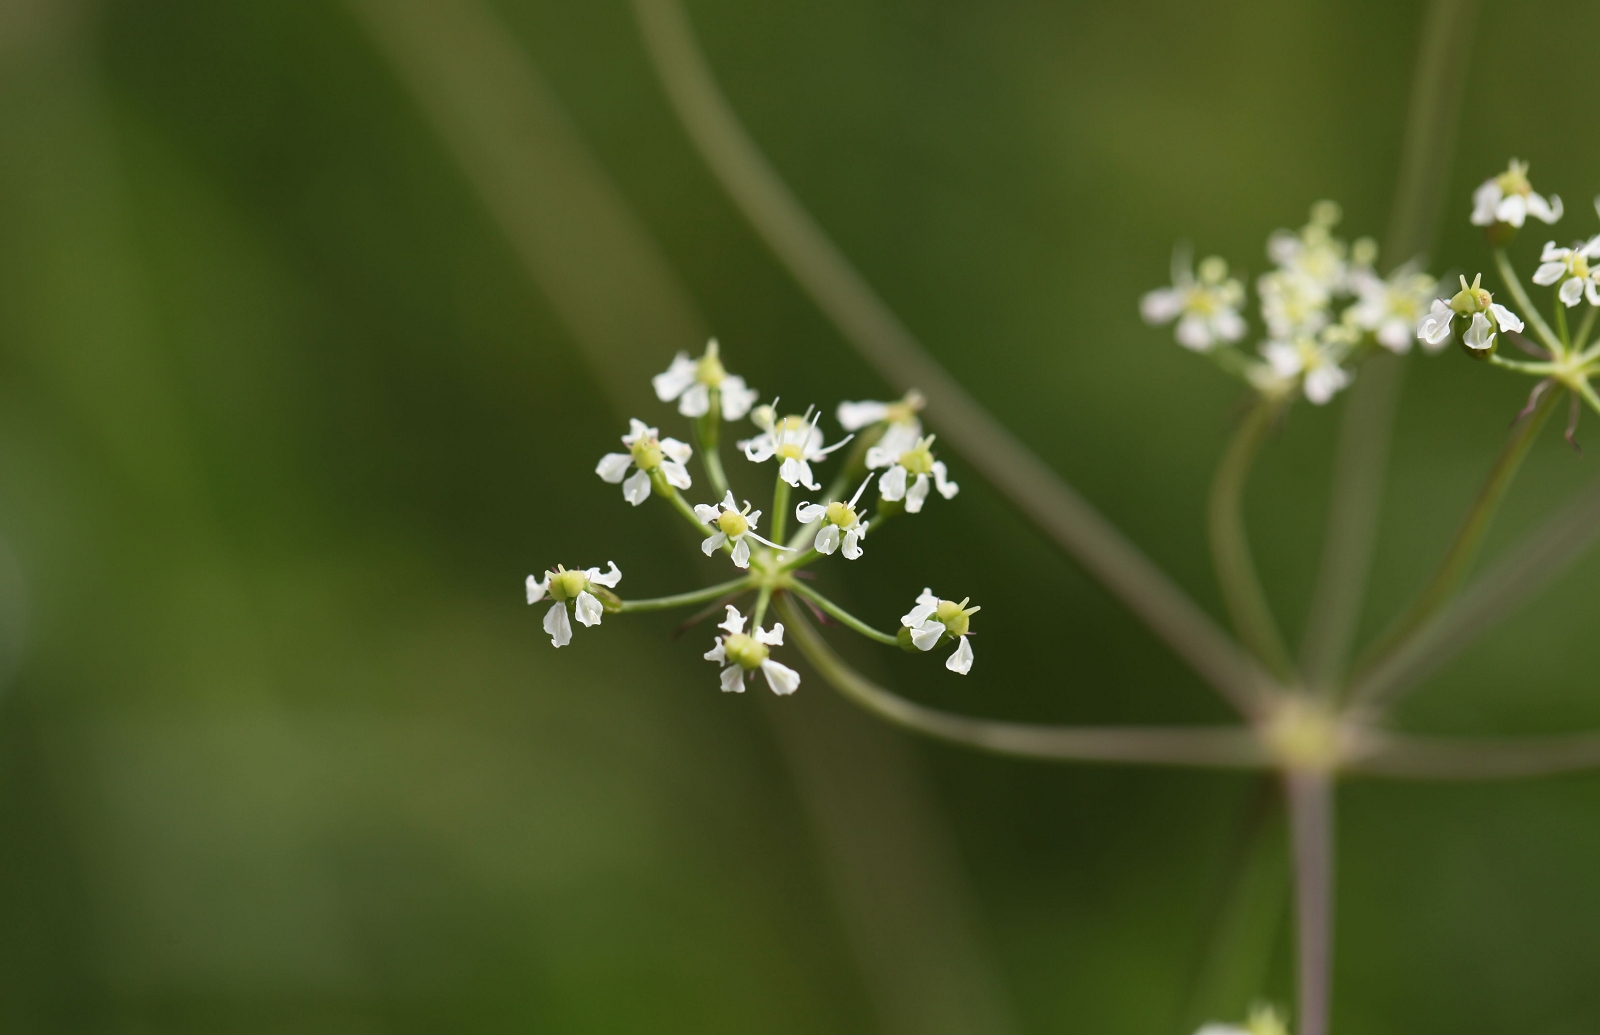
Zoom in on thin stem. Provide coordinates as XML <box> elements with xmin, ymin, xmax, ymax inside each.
<box><xmin>619</xmin><ymin>576</ymin><xmax>754</xmax><ymax>612</ymax></box>
<box><xmin>1494</xmin><ymin>250</ymin><xmax>1562</xmax><ymax>355</ymax></box>
<box><xmin>1554</xmin><ymin>294</ymin><xmax>1572</xmax><ymax>350</ymax></box>
<box><xmin>779</xmin><ymin>547</ymin><xmax>822</xmax><ymax>572</ymax></box>
<box><xmin>1574</xmin><ymin>306</ymin><xmax>1598</xmax><ymax>353</ymax></box>
<box><xmin>1351</xmin><ymin>729</ymin><xmax>1600</xmax><ymax>780</ymax></box>
<box><xmin>752</xmin><ymin>585</ymin><xmax>773</xmax><ymax>628</ymax></box>
<box><xmin>1286</xmin><ymin>770</ymin><xmax>1335</xmax><ymax>1035</ymax></box>
<box><xmin>1353</xmin><ymin>383</ymin><xmax>1560</xmax><ymax>683</ymax></box>
<box><xmin>777</xmin><ymin>596</ymin><xmax>1270</xmax><ymax>766</ymax></box>
<box><xmin>635</xmin><ymin>0</ymin><xmax>1275</xmax><ymax>718</ymax></box>
<box><xmin>1486</xmin><ymin>354</ymin><xmax>1557</xmax><ymax>375</ymax></box>
<box><xmin>771</xmin><ymin>474</ymin><xmax>791</xmax><ymax>543</ymax></box>
<box><xmin>1577</xmin><ymin>378</ymin><xmax>1600</xmax><ymax>418</ymax></box>
<box><xmin>788</xmin><ymin>581</ymin><xmax>900</xmax><ymax>646</ymax></box>
<box><xmin>656</xmin><ymin>472</ymin><xmax>712</xmax><ymax>536</ymax></box>
<box><xmin>1209</xmin><ymin>394</ymin><xmax>1295</xmax><ymax>680</ymax></box>
<box><xmin>695</xmin><ymin>389</ymin><xmax>731</xmax><ymax>498</ymax></box>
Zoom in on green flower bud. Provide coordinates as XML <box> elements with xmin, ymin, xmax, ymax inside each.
<box><xmin>722</xmin><ymin>632</ymin><xmax>769</xmax><ymax>670</ymax></box>
<box><xmin>1449</xmin><ymin>273</ymin><xmax>1492</xmax><ymax>316</ymax></box>
<box><xmin>547</xmin><ymin>567</ymin><xmax>589</xmax><ymax>602</ymax></box>
<box><xmin>824</xmin><ymin>501</ymin><xmax>857</xmax><ymax>528</ymax></box>
<box><xmin>716</xmin><ymin>509</ymin><xmax>750</xmax><ymax>537</ymax></box>
<box><xmin>898</xmin><ymin>436</ymin><xmax>937</xmax><ymax>476</ymax></box>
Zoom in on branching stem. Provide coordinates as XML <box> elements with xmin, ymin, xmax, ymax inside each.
<box><xmin>619</xmin><ymin>576</ymin><xmax>753</xmax><ymax>612</ymax></box>
<box><xmin>1494</xmin><ymin>250</ymin><xmax>1563</xmax><ymax>355</ymax></box>
<box><xmin>787</xmin><ymin>581</ymin><xmax>900</xmax><ymax>645</ymax></box>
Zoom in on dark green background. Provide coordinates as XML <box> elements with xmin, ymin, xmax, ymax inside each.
<box><xmin>0</xmin><ymin>0</ymin><xmax>1596</xmax><ymax>1031</ymax></box>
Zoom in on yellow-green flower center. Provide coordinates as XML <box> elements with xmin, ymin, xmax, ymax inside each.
<box><xmin>717</xmin><ymin>510</ymin><xmax>749</xmax><ymax>537</ymax></box>
<box><xmin>1450</xmin><ymin>284</ymin><xmax>1492</xmax><ymax>316</ymax></box>
<box><xmin>935</xmin><ymin>599</ymin><xmax>970</xmax><ymax>637</ymax></box>
<box><xmin>549</xmin><ymin>568</ymin><xmax>588</xmax><ymax>602</ymax></box>
<box><xmin>630</xmin><ymin>436</ymin><xmax>664</xmax><ymax>470</ymax></box>
<box><xmin>1573</xmin><ymin>254</ymin><xmax>1591</xmax><ymax>280</ymax></box>
<box><xmin>824</xmin><ymin>501</ymin><xmax>856</xmax><ymax>528</ymax></box>
<box><xmin>1496</xmin><ymin>166</ymin><xmax>1531</xmax><ymax>197</ymax></box>
<box><xmin>723</xmin><ymin>633</ymin><xmax>768</xmax><ymax>669</ymax></box>
<box><xmin>695</xmin><ymin>351</ymin><xmax>726</xmax><ymax>387</ymax></box>
<box><xmin>776</xmin><ymin>442</ymin><xmax>805</xmax><ymax>461</ymax></box>
<box><xmin>898</xmin><ymin>443</ymin><xmax>935</xmax><ymax>476</ymax></box>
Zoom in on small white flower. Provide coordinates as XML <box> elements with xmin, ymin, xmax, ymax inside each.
<box><xmin>1532</xmin><ymin>236</ymin><xmax>1600</xmax><ymax>307</ymax></box>
<box><xmin>836</xmin><ymin>390</ymin><xmax>925</xmax><ymax>458</ymax></box>
<box><xmin>596</xmin><ymin>419</ymin><xmax>693</xmax><ymax>505</ymax></box>
<box><xmin>868</xmin><ymin>434</ymin><xmax>958</xmax><ymax>513</ymax></box>
<box><xmin>1416</xmin><ymin>298</ymin><xmax>1456</xmax><ymax>351</ymax></box>
<box><xmin>1471</xmin><ymin>159</ymin><xmax>1562</xmax><ymax>228</ymax></box>
<box><xmin>741</xmin><ymin>408</ymin><xmax>852</xmax><ymax>491</ymax></box>
<box><xmin>900</xmin><ymin>588</ymin><xmax>979</xmax><ymax>674</ymax></box>
<box><xmin>1416</xmin><ymin>275</ymin><xmax>1523</xmax><ymax>353</ymax></box>
<box><xmin>795</xmin><ymin>474</ymin><xmax>874</xmax><ymax>560</ymax></box>
<box><xmin>525</xmin><ymin>562</ymin><xmax>622</xmax><ymax>648</ymax></box>
<box><xmin>693</xmin><ymin>491</ymin><xmax>788</xmax><ymax>568</ymax></box>
<box><xmin>1266</xmin><ymin>200</ymin><xmax>1352</xmax><ymax>292</ymax></box>
<box><xmin>1257</xmin><ymin>268</ymin><xmax>1332</xmax><ymax>339</ymax></box>
<box><xmin>651</xmin><ymin>339</ymin><xmax>760</xmax><ymax>420</ymax></box>
<box><xmin>1141</xmin><ymin>253</ymin><xmax>1247</xmax><ymax>352</ymax></box>
<box><xmin>1194</xmin><ymin>1005</ymin><xmax>1289</xmax><ymax>1035</ymax></box>
<box><xmin>1348</xmin><ymin>263</ymin><xmax>1440</xmax><ymax>353</ymax></box>
<box><xmin>703</xmin><ymin>605</ymin><xmax>799</xmax><ymax>695</ymax></box>
<box><xmin>1261</xmin><ymin>336</ymin><xmax>1352</xmax><ymax>405</ymax></box>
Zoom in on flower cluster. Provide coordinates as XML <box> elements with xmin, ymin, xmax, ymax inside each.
<box><xmin>525</xmin><ymin>340</ymin><xmax>979</xmax><ymax>692</ymax></box>
<box><xmin>1143</xmin><ymin>201</ymin><xmax>1442</xmax><ymax>405</ymax></box>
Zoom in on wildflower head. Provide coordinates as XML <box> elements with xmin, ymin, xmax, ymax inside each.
<box><xmin>721</xmin><ymin>631</ymin><xmax>769</xmax><ymax>669</ymax></box>
<box><xmin>796</xmin><ymin>473</ymin><xmax>874</xmax><ymax>560</ymax></box>
<box><xmin>900</xmin><ymin>588</ymin><xmax>978</xmax><ymax>674</ymax></box>
<box><xmin>704</xmin><ymin>606</ymin><xmax>799</xmax><ymax>695</ymax></box>
<box><xmin>1472</xmin><ymin>158</ymin><xmax>1563</xmax><ymax>235</ymax></box>
<box><xmin>546</xmin><ymin>565</ymin><xmax>590</xmax><ymax>602</ymax></box>
<box><xmin>824</xmin><ymin>500</ymin><xmax>857</xmax><ymax>528</ymax></box>
<box><xmin>652</xmin><ymin>339</ymin><xmax>758</xmax><ymax>420</ymax></box>
<box><xmin>1140</xmin><ymin>248</ymin><xmax>1247</xmax><ymax>352</ymax></box>
<box><xmin>526</xmin><ymin>562</ymin><xmax>622</xmax><ymax>648</ymax></box>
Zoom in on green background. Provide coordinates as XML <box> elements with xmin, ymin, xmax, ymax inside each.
<box><xmin>0</xmin><ymin>0</ymin><xmax>1597</xmax><ymax>1031</ymax></box>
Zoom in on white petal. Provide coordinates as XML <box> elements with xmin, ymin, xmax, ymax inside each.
<box><xmin>864</xmin><ymin>445</ymin><xmax>895</xmax><ymax>469</ymax></box>
<box><xmin>1139</xmin><ymin>287</ymin><xmax>1183</xmax><ymax>325</ymax></box>
<box><xmin>1539</xmin><ymin>241</ymin><xmax>1566</xmax><ymax>262</ymax></box>
<box><xmin>1533</xmin><ymin>261</ymin><xmax>1567</xmax><ymax>286</ymax></box>
<box><xmin>574</xmin><ymin>590</ymin><xmax>604</xmax><ymax>627</ymax></box>
<box><xmin>1303</xmin><ymin>365</ymin><xmax>1349</xmax><ymax>405</ymax></box>
<box><xmin>1418</xmin><ymin>299</ymin><xmax>1454</xmax><ymax>347</ymax></box>
<box><xmin>901</xmin><ymin>589</ymin><xmax>939</xmax><ymax>629</ymax></box>
<box><xmin>1496</xmin><ymin>193</ymin><xmax>1527</xmax><ymax>227</ymax></box>
<box><xmin>755</xmin><ymin>623</ymin><xmax>784</xmax><ymax>647</ymax></box>
<box><xmin>720</xmin><ymin>665</ymin><xmax>746</xmax><ymax>694</ymax></box>
<box><xmin>1528</xmin><ymin>192</ymin><xmax>1562</xmax><ymax>224</ymax></box>
<box><xmin>720</xmin><ymin>377</ymin><xmax>759</xmax><ymax>421</ymax></box>
<box><xmin>795</xmin><ymin>460</ymin><xmax>820</xmax><ymax>491</ymax></box>
<box><xmin>1560</xmin><ymin>277</ymin><xmax>1585</xmax><ymax>307</ymax></box>
<box><xmin>730</xmin><ymin>537</ymin><xmax>751</xmax><ymax>568</ymax></box>
<box><xmin>1588</xmin><ymin>279</ymin><xmax>1600</xmax><ymax>307</ymax></box>
<box><xmin>1211</xmin><ymin>307</ymin><xmax>1245</xmax><ymax>343</ymax></box>
<box><xmin>651</xmin><ymin>353</ymin><xmax>696</xmax><ymax>401</ymax></box>
<box><xmin>694</xmin><ymin>503</ymin><xmax>720</xmax><ymax>523</ymax></box>
<box><xmin>1262</xmin><ymin>341</ymin><xmax>1302</xmax><ymax>377</ymax></box>
<box><xmin>701</xmin><ymin>531</ymin><xmax>728</xmax><ymax>556</ymax></box>
<box><xmin>660</xmin><ymin>437</ymin><xmax>694</xmax><ymax>464</ymax></box>
<box><xmin>744</xmin><ymin>435</ymin><xmax>776</xmax><ymax>463</ymax></box>
<box><xmin>718</xmin><ymin>605</ymin><xmax>745</xmax><ymax>635</ymax></box>
<box><xmin>875</xmin><ymin>422</ymin><xmax>921</xmax><ymax>458</ymax></box>
<box><xmin>1582</xmin><ymin>235</ymin><xmax>1600</xmax><ymax>259</ymax></box>
<box><xmin>525</xmin><ymin>575</ymin><xmax>549</xmax><ymax>604</ymax></box>
<box><xmin>910</xmin><ymin>619</ymin><xmax>944</xmax><ymax>651</ymax></box>
<box><xmin>703</xmin><ymin>640</ymin><xmax>727</xmax><ymax>663</ymax></box>
<box><xmin>622</xmin><ymin>468</ymin><xmax>652</xmax><ymax>505</ymax></box>
<box><xmin>661</xmin><ymin>459</ymin><xmax>693</xmax><ymax>490</ymax></box>
<box><xmin>1470</xmin><ymin>180</ymin><xmax>1501</xmax><ymax>226</ymax></box>
<box><xmin>543</xmin><ymin>601</ymin><xmax>572</xmax><ymax>648</ymax></box>
<box><xmin>841</xmin><ymin>530</ymin><xmax>863</xmax><ymax>560</ymax></box>
<box><xmin>815</xmin><ymin>524</ymin><xmax>841</xmax><ymax>555</ymax></box>
<box><xmin>795</xmin><ymin>501</ymin><xmax>826</xmax><ymax>524</ymax></box>
<box><xmin>596</xmin><ymin>453</ymin><xmax>633</xmax><ymax>483</ymax></box>
<box><xmin>945</xmin><ymin>636</ymin><xmax>974</xmax><ymax>674</ymax></box>
<box><xmin>588</xmin><ymin>560</ymin><xmax>622</xmax><ymax>588</ymax></box>
<box><xmin>836</xmin><ymin>400</ymin><xmax>890</xmax><ymax>430</ymax></box>
<box><xmin>760</xmin><ymin>660</ymin><xmax>801</xmax><ymax>696</ymax></box>
<box><xmin>931</xmin><ymin>461</ymin><xmax>959</xmax><ymax>499</ymax></box>
<box><xmin>623</xmin><ymin>418</ymin><xmax>655</xmax><ymax>445</ymax></box>
<box><xmin>879</xmin><ymin>464</ymin><xmax>908</xmax><ymax>501</ymax></box>
<box><xmin>905</xmin><ymin>473</ymin><xmax>931</xmax><ymax>513</ymax></box>
<box><xmin>1489</xmin><ymin>303</ymin><xmax>1524</xmax><ymax>333</ymax></box>
<box><xmin>1174</xmin><ymin>315</ymin><xmax>1214</xmax><ymax>351</ymax></box>
<box><xmin>1376</xmin><ymin>318</ymin><xmax>1412</xmax><ymax>353</ymax></box>
<box><xmin>1463</xmin><ymin>311</ymin><xmax>1495</xmax><ymax>351</ymax></box>
<box><xmin>677</xmin><ymin>382</ymin><xmax>711</xmax><ymax>418</ymax></box>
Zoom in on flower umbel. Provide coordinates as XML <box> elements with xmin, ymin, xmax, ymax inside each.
<box><xmin>795</xmin><ymin>474</ymin><xmax>874</xmax><ymax>560</ymax></box>
<box><xmin>869</xmin><ymin>434</ymin><xmax>959</xmax><ymax>513</ymax></box>
<box><xmin>693</xmin><ymin>491</ymin><xmax>787</xmax><ymax>568</ymax></box>
<box><xmin>526</xmin><ymin>562</ymin><xmax>622</xmax><ymax>647</ymax></box>
<box><xmin>703</xmin><ymin>605</ymin><xmax>800</xmax><ymax>695</ymax></box>
<box><xmin>1532</xmin><ymin>236</ymin><xmax>1600</xmax><ymax>308</ymax></box>
<box><xmin>596</xmin><ymin>419</ymin><xmax>693</xmax><ymax>505</ymax></box>
<box><xmin>652</xmin><ymin>338</ymin><xmax>760</xmax><ymax>420</ymax></box>
<box><xmin>1260</xmin><ymin>334</ymin><xmax>1353</xmax><ymax>405</ymax></box>
<box><xmin>1349</xmin><ymin>261</ymin><xmax>1440</xmax><ymax>352</ymax></box>
<box><xmin>1140</xmin><ymin>252</ymin><xmax>1247</xmax><ymax>352</ymax></box>
<box><xmin>742</xmin><ymin>408</ymin><xmax>852</xmax><ymax>490</ymax></box>
<box><xmin>1471</xmin><ymin>158</ymin><xmax>1562</xmax><ymax>230</ymax></box>
<box><xmin>901</xmin><ymin>588</ymin><xmax>978</xmax><ymax>674</ymax></box>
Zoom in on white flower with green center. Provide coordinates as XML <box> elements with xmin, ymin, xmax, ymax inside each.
<box><xmin>1416</xmin><ymin>274</ymin><xmax>1525</xmax><ymax>352</ymax></box>
<box><xmin>1471</xmin><ymin>159</ymin><xmax>1562</xmax><ymax>228</ymax></box>
<box><xmin>741</xmin><ymin>408</ymin><xmax>851</xmax><ymax>491</ymax></box>
<box><xmin>693</xmin><ymin>492</ymin><xmax>788</xmax><ymax>568</ymax></box>
<box><xmin>1533</xmin><ymin>236</ymin><xmax>1600</xmax><ymax>307</ymax></box>
<box><xmin>900</xmin><ymin>588</ymin><xmax>979</xmax><ymax>674</ymax></box>
<box><xmin>1194</xmin><ymin>1005</ymin><xmax>1289</xmax><ymax>1035</ymax></box>
<box><xmin>1261</xmin><ymin>335</ymin><xmax>1352</xmax><ymax>405</ymax></box>
<box><xmin>703</xmin><ymin>605</ymin><xmax>799</xmax><ymax>695</ymax></box>
<box><xmin>1267</xmin><ymin>200</ymin><xmax>1353</xmax><ymax>291</ymax></box>
<box><xmin>652</xmin><ymin>339</ymin><xmax>760</xmax><ymax>421</ymax></box>
<box><xmin>868</xmin><ymin>434</ymin><xmax>958</xmax><ymax>513</ymax></box>
<box><xmin>794</xmin><ymin>475</ymin><xmax>874</xmax><ymax>560</ymax></box>
<box><xmin>1349</xmin><ymin>262</ymin><xmax>1440</xmax><ymax>352</ymax></box>
<box><xmin>525</xmin><ymin>562</ymin><xmax>622</xmax><ymax>648</ymax></box>
<box><xmin>595</xmin><ymin>419</ymin><xmax>693</xmax><ymax>506</ymax></box>
<box><xmin>1140</xmin><ymin>253</ymin><xmax>1247</xmax><ymax>352</ymax></box>
<box><xmin>837</xmin><ymin>391</ymin><xmax>925</xmax><ymax>458</ymax></box>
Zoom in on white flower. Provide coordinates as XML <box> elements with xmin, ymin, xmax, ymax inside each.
<box><xmin>837</xmin><ymin>391</ymin><xmax>925</xmax><ymax>458</ymax></box>
<box><xmin>868</xmin><ymin>434</ymin><xmax>958</xmax><ymax>513</ymax></box>
<box><xmin>795</xmin><ymin>475</ymin><xmax>873</xmax><ymax>560</ymax></box>
<box><xmin>741</xmin><ymin>408</ymin><xmax>852</xmax><ymax>491</ymax></box>
<box><xmin>1416</xmin><ymin>275</ymin><xmax>1523</xmax><ymax>353</ymax></box>
<box><xmin>693</xmin><ymin>491</ymin><xmax>788</xmax><ymax>568</ymax></box>
<box><xmin>651</xmin><ymin>339</ymin><xmax>759</xmax><ymax>420</ymax></box>
<box><xmin>1194</xmin><ymin>1006</ymin><xmax>1289</xmax><ymax>1035</ymax></box>
<box><xmin>1416</xmin><ymin>298</ymin><xmax>1455</xmax><ymax>351</ymax></box>
<box><xmin>1471</xmin><ymin>159</ymin><xmax>1562</xmax><ymax>228</ymax></box>
<box><xmin>1140</xmin><ymin>253</ymin><xmax>1247</xmax><ymax>352</ymax></box>
<box><xmin>1532</xmin><ymin>236</ymin><xmax>1600</xmax><ymax>307</ymax></box>
<box><xmin>703</xmin><ymin>605</ymin><xmax>800</xmax><ymax>695</ymax></box>
<box><xmin>525</xmin><ymin>562</ymin><xmax>622</xmax><ymax>648</ymax></box>
<box><xmin>596</xmin><ymin>419</ymin><xmax>693</xmax><ymax>506</ymax></box>
<box><xmin>900</xmin><ymin>588</ymin><xmax>979</xmax><ymax>674</ymax></box>
<box><xmin>1266</xmin><ymin>200</ymin><xmax>1352</xmax><ymax>292</ymax></box>
<box><xmin>1348</xmin><ymin>263</ymin><xmax>1439</xmax><ymax>352</ymax></box>
<box><xmin>1257</xmin><ymin>268</ymin><xmax>1332</xmax><ymax>339</ymax></box>
<box><xmin>1261</xmin><ymin>336</ymin><xmax>1352</xmax><ymax>405</ymax></box>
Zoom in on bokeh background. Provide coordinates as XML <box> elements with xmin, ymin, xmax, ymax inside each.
<box><xmin>0</xmin><ymin>0</ymin><xmax>1598</xmax><ymax>1031</ymax></box>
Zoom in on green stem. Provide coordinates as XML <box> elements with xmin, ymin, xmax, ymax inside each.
<box><xmin>779</xmin><ymin>547</ymin><xmax>822</xmax><ymax>572</ymax></box>
<box><xmin>1486</xmin><ymin>354</ymin><xmax>1557</xmax><ymax>376</ymax></box>
<box><xmin>619</xmin><ymin>576</ymin><xmax>754</xmax><ymax>612</ymax></box>
<box><xmin>1494</xmin><ymin>250</ymin><xmax>1563</xmax><ymax>355</ymax></box>
<box><xmin>696</xmin><ymin>388</ymin><xmax>730</xmax><ymax>498</ymax></box>
<box><xmin>1353</xmin><ymin>382</ymin><xmax>1561</xmax><ymax>684</ymax></box>
<box><xmin>1209</xmin><ymin>394</ymin><xmax>1296</xmax><ymax>680</ymax></box>
<box><xmin>1574</xmin><ymin>306</ymin><xmax>1598</xmax><ymax>353</ymax></box>
<box><xmin>770</xmin><ymin>475</ymin><xmax>792</xmax><ymax>543</ymax></box>
<box><xmin>655</xmin><ymin>471</ymin><xmax>711</xmax><ymax>536</ymax></box>
<box><xmin>1554</xmin><ymin>293</ymin><xmax>1572</xmax><ymax>350</ymax></box>
<box><xmin>787</xmin><ymin>582</ymin><xmax>900</xmax><ymax>646</ymax></box>
<box><xmin>752</xmin><ymin>585</ymin><xmax>773</xmax><ymax>628</ymax></box>
<box><xmin>1578</xmin><ymin>378</ymin><xmax>1600</xmax><ymax>418</ymax></box>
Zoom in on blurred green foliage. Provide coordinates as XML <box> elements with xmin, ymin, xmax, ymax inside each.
<box><xmin>0</xmin><ymin>0</ymin><xmax>1597</xmax><ymax>1031</ymax></box>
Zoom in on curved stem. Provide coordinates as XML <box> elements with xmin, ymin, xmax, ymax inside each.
<box><xmin>635</xmin><ymin>0</ymin><xmax>1274</xmax><ymax>718</ymax></box>
<box><xmin>619</xmin><ymin>576</ymin><xmax>753</xmax><ymax>613</ymax></box>
<box><xmin>1352</xmin><ymin>382</ymin><xmax>1560</xmax><ymax>688</ymax></box>
<box><xmin>1286</xmin><ymin>770</ymin><xmax>1335</xmax><ymax>1035</ymax></box>
<box><xmin>777</xmin><ymin>596</ymin><xmax>1270</xmax><ymax>767</ymax></box>
<box><xmin>1485</xmin><ymin>353</ymin><xmax>1556</xmax><ymax>375</ymax></box>
<box><xmin>1209</xmin><ymin>395</ymin><xmax>1295</xmax><ymax>680</ymax></box>
<box><xmin>1493</xmin><ymin>250</ymin><xmax>1562</xmax><ymax>354</ymax></box>
<box><xmin>788</xmin><ymin>582</ymin><xmax>900</xmax><ymax>646</ymax></box>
